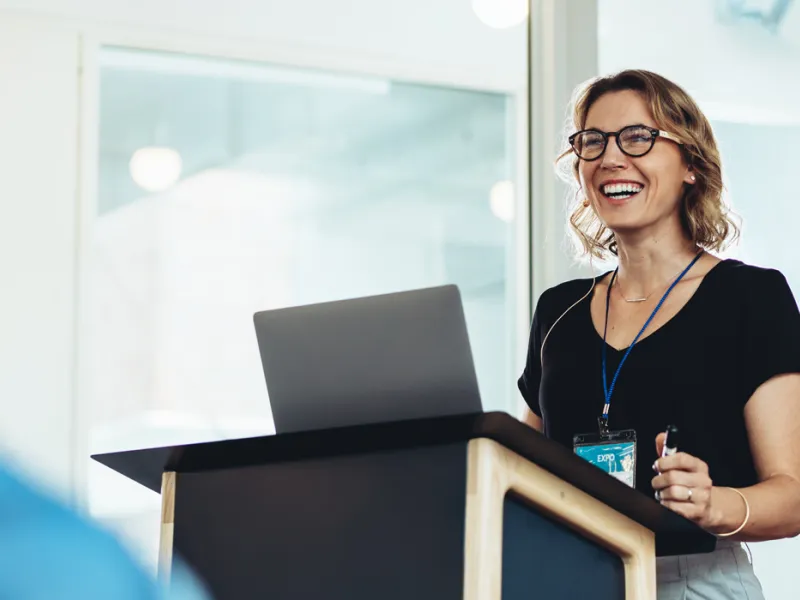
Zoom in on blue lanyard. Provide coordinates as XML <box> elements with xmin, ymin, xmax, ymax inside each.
<box><xmin>600</xmin><ymin>252</ymin><xmax>704</xmax><ymax>432</ymax></box>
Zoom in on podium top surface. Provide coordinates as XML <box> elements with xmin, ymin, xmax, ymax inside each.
<box><xmin>92</xmin><ymin>411</ymin><xmax>716</xmax><ymax>556</ymax></box>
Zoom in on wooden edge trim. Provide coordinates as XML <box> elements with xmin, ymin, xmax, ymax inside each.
<box><xmin>158</xmin><ymin>471</ymin><xmax>176</xmax><ymax>584</ymax></box>
<box><xmin>463</xmin><ymin>438</ymin><xmax>655</xmax><ymax>600</ymax></box>
<box><xmin>463</xmin><ymin>437</ymin><xmax>506</xmax><ymax>600</ymax></box>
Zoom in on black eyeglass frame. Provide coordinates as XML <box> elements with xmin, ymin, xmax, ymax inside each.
<box><xmin>565</xmin><ymin>124</ymin><xmax>683</xmax><ymax>161</ymax></box>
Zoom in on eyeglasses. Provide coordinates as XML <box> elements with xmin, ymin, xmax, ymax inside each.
<box><xmin>566</xmin><ymin>125</ymin><xmax>683</xmax><ymax>161</ymax></box>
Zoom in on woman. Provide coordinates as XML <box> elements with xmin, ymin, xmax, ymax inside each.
<box><xmin>518</xmin><ymin>69</ymin><xmax>800</xmax><ymax>599</ymax></box>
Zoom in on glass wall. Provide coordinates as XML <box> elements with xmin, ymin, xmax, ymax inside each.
<box><xmin>86</xmin><ymin>46</ymin><xmax>521</xmax><ymax>566</ymax></box>
<box><xmin>599</xmin><ymin>1</ymin><xmax>800</xmax><ymax>598</ymax></box>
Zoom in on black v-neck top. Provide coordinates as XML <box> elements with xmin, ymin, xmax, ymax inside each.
<box><xmin>518</xmin><ymin>259</ymin><xmax>800</xmax><ymax>496</ymax></box>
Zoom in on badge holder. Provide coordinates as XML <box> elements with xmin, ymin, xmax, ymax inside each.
<box><xmin>573</xmin><ymin>419</ymin><xmax>637</xmax><ymax>489</ymax></box>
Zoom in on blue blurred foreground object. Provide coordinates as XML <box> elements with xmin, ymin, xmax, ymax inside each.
<box><xmin>0</xmin><ymin>462</ymin><xmax>210</xmax><ymax>599</ymax></box>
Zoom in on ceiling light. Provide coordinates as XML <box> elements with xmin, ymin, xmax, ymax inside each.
<box><xmin>129</xmin><ymin>146</ymin><xmax>183</xmax><ymax>193</ymax></box>
<box><xmin>472</xmin><ymin>0</ymin><xmax>528</xmax><ymax>29</ymax></box>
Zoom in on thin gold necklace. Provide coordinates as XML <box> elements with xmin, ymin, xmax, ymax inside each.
<box><xmin>615</xmin><ymin>251</ymin><xmax>704</xmax><ymax>303</ymax></box>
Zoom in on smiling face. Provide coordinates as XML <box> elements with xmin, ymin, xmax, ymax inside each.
<box><xmin>578</xmin><ymin>90</ymin><xmax>695</xmax><ymax>240</ymax></box>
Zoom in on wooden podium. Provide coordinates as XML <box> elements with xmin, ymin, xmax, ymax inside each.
<box><xmin>92</xmin><ymin>412</ymin><xmax>715</xmax><ymax>600</ymax></box>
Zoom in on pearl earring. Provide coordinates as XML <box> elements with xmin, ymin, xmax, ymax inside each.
<box><xmin>690</xmin><ymin>174</ymin><xmax>696</xmax><ymax>182</ymax></box>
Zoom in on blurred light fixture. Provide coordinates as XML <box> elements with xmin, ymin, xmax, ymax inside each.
<box><xmin>490</xmin><ymin>180</ymin><xmax>515</xmax><ymax>222</ymax></box>
<box><xmin>129</xmin><ymin>146</ymin><xmax>183</xmax><ymax>192</ymax></box>
<box><xmin>472</xmin><ymin>0</ymin><xmax>528</xmax><ymax>29</ymax></box>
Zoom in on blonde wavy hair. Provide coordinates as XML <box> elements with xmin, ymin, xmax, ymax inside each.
<box><xmin>557</xmin><ymin>69</ymin><xmax>739</xmax><ymax>259</ymax></box>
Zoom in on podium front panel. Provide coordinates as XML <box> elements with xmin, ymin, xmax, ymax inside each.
<box><xmin>173</xmin><ymin>443</ymin><xmax>469</xmax><ymax>600</ymax></box>
<box><xmin>502</xmin><ymin>494</ymin><xmax>625</xmax><ymax>600</ymax></box>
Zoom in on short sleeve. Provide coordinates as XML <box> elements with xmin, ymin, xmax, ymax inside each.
<box><xmin>741</xmin><ymin>268</ymin><xmax>800</xmax><ymax>402</ymax></box>
<box><xmin>517</xmin><ymin>293</ymin><xmax>547</xmax><ymax>416</ymax></box>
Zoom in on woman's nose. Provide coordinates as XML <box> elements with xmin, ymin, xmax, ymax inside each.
<box><xmin>600</xmin><ymin>136</ymin><xmax>628</xmax><ymax>169</ymax></box>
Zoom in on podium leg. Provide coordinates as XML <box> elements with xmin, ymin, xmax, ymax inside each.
<box><xmin>158</xmin><ymin>471</ymin><xmax>176</xmax><ymax>583</ymax></box>
<box><xmin>463</xmin><ymin>439</ymin><xmax>656</xmax><ymax>600</ymax></box>
<box><xmin>463</xmin><ymin>438</ymin><xmax>504</xmax><ymax>599</ymax></box>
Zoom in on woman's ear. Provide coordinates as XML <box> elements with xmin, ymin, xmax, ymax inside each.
<box><xmin>684</xmin><ymin>170</ymin><xmax>697</xmax><ymax>185</ymax></box>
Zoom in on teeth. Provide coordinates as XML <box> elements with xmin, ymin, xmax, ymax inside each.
<box><xmin>602</xmin><ymin>183</ymin><xmax>643</xmax><ymax>196</ymax></box>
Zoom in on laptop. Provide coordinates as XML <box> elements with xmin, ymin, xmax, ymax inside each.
<box><xmin>253</xmin><ymin>285</ymin><xmax>482</xmax><ymax>434</ymax></box>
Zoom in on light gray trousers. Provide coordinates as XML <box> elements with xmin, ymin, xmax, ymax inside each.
<box><xmin>656</xmin><ymin>540</ymin><xmax>764</xmax><ymax>599</ymax></box>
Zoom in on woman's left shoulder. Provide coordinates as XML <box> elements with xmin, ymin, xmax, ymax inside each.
<box><xmin>710</xmin><ymin>258</ymin><xmax>798</xmax><ymax>307</ymax></box>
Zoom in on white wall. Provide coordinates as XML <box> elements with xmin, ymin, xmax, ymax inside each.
<box><xmin>0</xmin><ymin>0</ymin><xmax>527</xmax><ymax>90</ymax></box>
<box><xmin>0</xmin><ymin>16</ymin><xmax>80</xmax><ymax>496</ymax></box>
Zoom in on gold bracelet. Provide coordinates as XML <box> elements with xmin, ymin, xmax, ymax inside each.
<box><xmin>716</xmin><ymin>487</ymin><xmax>750</xmax><ymax>538</ymax></box>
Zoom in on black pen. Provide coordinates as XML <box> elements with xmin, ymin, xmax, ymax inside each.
<box><xmin>655</xmin><ymin>425</ymin><xmax>680</xmax><ymax>501</ymax></box>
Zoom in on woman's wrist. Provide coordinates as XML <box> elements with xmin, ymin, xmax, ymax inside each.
<box><xmin>707</xmin><ymin>486</ymin><xmax>748</xmax><ymax>535</ymax></box>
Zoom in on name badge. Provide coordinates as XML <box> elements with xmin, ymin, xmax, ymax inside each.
<box><xmin>573</xmin><ymin>429</ymin><xmax>637</xmax><ymax>488</ymax></box>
